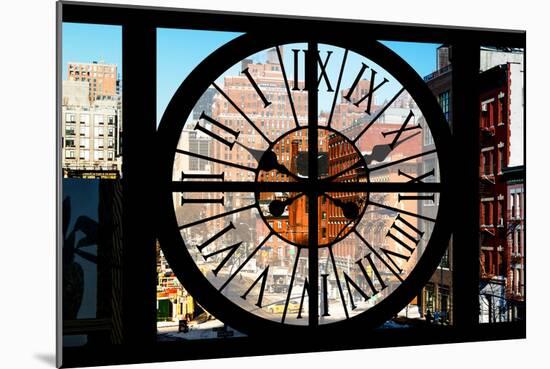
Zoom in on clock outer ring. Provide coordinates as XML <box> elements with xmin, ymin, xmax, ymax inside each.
<box><xmin>157</xmin><ymin>31</ymin><xmax>452</xmax><ymax>338</ymax></box>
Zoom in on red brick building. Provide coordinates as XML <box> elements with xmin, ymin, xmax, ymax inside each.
<box><xmin>478</xmin><ymin>51</ymin><xmax>525</xmax><ymax>323</ymax></box>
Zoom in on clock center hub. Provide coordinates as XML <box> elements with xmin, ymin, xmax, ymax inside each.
<box><xmin>256</xmin><ymin>127</ymin><xmax>369</xmax><ymax>247</ymax></box>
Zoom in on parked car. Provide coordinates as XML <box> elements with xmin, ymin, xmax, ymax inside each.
<box><xmin>267</xmin><ymin>300</ymin><xmax>300</xmax><ymax>314</ymax></box>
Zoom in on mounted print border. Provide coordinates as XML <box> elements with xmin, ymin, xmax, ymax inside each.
<box><xmin>57</xmin><ymin>1</ymin><xmax>526</xmax><ymax>367</ymax></box>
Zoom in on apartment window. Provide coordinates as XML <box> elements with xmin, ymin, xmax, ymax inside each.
<box><xmin>80</xmin><ymin>114</ymin><xmax>89</xmax><ymax>125</ymax></box>
<box><xmin>79</xmin><ymin>138</ymin><xmax>90</xmax><ymax>149</ymax></box>
<box><xmin>65</xmin><ymin>127</ymin><xmax>76</xmax><ymax>136</ymax></box>
<box><xmin>483</xmin><ymin>202</ymin><xmax>492</xmax><ymax>226</ymax></box>
<box><xmin>108</xmin><ymin>127</ymin><xmax>114</xmax><ymax>137</ymax></box>
<box><xmin>65</xmin><ymin>150</ymin><xmax>75</xmax><ymax>159</ymax></box>
<box><xmin>322</xmin><ymin>227</ymin><xmax>327</xmax><ymax>238</ymax></box>
<box><xmin>66</xmin><ymin>113</ymin><xmax>76</xmax><ymax>123</ymax></box>
<box><xmin>483</xmin><ymin>251</ymin><xmax>492</xmax><ymax>275</ymax></box>
<box><xmin>498</xmin><ymin>97</ymin><xmax>506</xmax><ymax>124</ymax></box>
<box><xmin>497</xmin><ymin>200</ymin><xmax>504</xmax><ymax>226</ymax></box>
<box><xmin>498</xmin><ymin>147</ymin><xmax>505</xmax><ymax>173</ymax></box>
<box><xmin>516</xmin><ymin>193</ymin><xmax>522</xmax><ymax>218</ymax></box>
<box><xmin>277</xmin><ymin>221</ymin><xmax>282</xmax><ymax>229</ymax></box>
<box><xmin>96</xmin><ymin>126</ymin><xmax>104</xmax><ymax>137</ymax></box>
<box><xmin>424</xmin><ymin>285</ymin><xmax>435</xmax><ymax>312</ymax></box>
<box><xmin>95</xmin><ymin>115</ymin><xmax>104</xmax><ymax>125</ymax></box>
<box><xmin>322</xmin><ymin>211</ymin><xmax>327</xmax><ymax>220</ymax></box>
<box><xmin>438</xmin><ymin>91</ymin><xmax>450</xmax><ymax>122</ymax></box>
<box><xmin>108</xmin><ymin>115</ymin><xmax>115</xmax><ymax>125</ymax></box>
<box><xmin>94</xmin><ymin>150</ymin><xmax>104</xmax><ymax>161</ymax></box>
<box><xmin>490</xmin><ymin>100</ymin><xmax>499</xmax><ymax>126</ymax></box>
<box><xmin>108</xmin><ymin>151</ymin><xmax>114</xmax><ymax>160</ymax></box>
<box><xmin>65</xmin><ymin>139</ymin><xmax>75</xmax><ymax>148</ymax></box>
<box><xmin>80</xmin><ymin>126</ymin><xmax>90</xmax><ymax>137</ymax></box>
<box><xmin>483</xmin><ymin>151</ymin><xmax>493</xmax><ymax>175</ymax></box>
<box><xmin>481</xmin><ymin>103</ymin><xmax>489</xmax><ymax>128</ymax></box>
<box><xmin>439</xmin><ymin>248</ymin><xmax>450</xmax><ymax>269</ymax></box>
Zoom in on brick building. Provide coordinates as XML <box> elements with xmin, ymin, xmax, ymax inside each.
<box><xmin>207</xmin><ymin>47</ymin><xmax>309</xmax><ymax>271</ymax></box>
<box><xmin>181</xmin><ymin>47</ymin><xmax>436</xmax><ymax>300</ymax></box>
<box><xmin>478</xmin><ymin>49</ymin><xmax>525</xmax><ymax>322</ymax></box>
<box><xmin>61</xmin><ymin>80</ymin><xmax>122</xmax><ymax>175</ymax></box>
<box><xmin>67</xmin><ymin>61</ymin><xmax>118</xmax><ymax>103</ymax></box>
<box><xmin>418</xmin><ymin>45</ymin><xmax>453</xmax><ymax>323</ymax></box>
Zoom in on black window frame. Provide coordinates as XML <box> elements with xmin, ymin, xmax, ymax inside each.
<box><xmin>58</xmin><ymin>2</ymin><xmax>526</xmax><ymax>367</ymax></box>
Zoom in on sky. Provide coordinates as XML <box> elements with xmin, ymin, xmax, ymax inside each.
<box><xmin>62</xmin><ymin>23</ymin><xmax>123</xmax><ymax>80</ymax></box>
<box><xmin>62</xmin><ymin>23</ymin><xmax>440</xmax><ymax>125</ymax></box>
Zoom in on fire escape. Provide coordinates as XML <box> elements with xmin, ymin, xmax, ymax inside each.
<box><xmin>479</xmin><ymin>123</ymin><xmax>496</xmax><ymax>280</ymax></box>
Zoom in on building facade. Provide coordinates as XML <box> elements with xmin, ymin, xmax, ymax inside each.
<box><xmin>67</xmin><ymin>61</ymin><xmax>118</xmax><ymax>103</ymax></box>
<box><xmin>478</xmin><ymin>47</ymin><xmax>524</xmax><ymax>323</ymax></box>
<box><xmin>62</xmin><ymin>80</ymin><xmax>122</xmax><ymax>176</ymax></box>
<box><xmin>418</xmin><ymin>45</ymin><xmax>454</xmax><ymax>324</ymax></box>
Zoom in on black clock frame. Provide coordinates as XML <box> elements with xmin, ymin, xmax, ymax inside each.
<box><xmin>157</xmin><ymin>33</ymin><xmax>451</xmax><ymax>337</ymax></box>
<box><xmin>58</xmin><ymin>1</ymin><xmax>526</xmax><ymax>367</ymax></box>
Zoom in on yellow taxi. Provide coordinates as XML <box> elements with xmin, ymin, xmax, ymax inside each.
<box><xmin>267</xmin><ymin>300</ymin><xmax>300</xmax><ymax>314</ymax></box>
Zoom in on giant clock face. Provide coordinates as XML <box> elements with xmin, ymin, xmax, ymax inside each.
<box><xmin>157</xmin><ymin>33</ymin><xmax>451</xmax><ymax>336</ymax></box>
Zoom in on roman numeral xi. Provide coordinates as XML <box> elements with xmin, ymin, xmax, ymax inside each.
<box><xmin>194</xmin><ymin>112</ymin><xmax>240</xmax><ymax>149</ymax></box>
<box><xmin>345</xmin><ymin>63</ymin><xmax>389</xmax><ymax>114</ymax></box>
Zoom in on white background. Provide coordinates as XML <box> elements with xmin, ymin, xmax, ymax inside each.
<box><xmin>0</xmin><ymin>0</ymin><xmax>547</xmax><ymax>368</ymax></box>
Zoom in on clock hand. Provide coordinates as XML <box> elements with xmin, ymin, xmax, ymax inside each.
<box><xmin>268</xmin><ymin>193</ymin><xmax>304</xmax><ymax>217</ymax></box>
<box><xmin>364</xmin><ymin>131</ymin><xmax>421</xmax><ymax>165</ymax></box>
<box><xmin>234</xmin><ymin>141</ymin><xmax>265</xmax><ymax>162</ymax></box>
<box><xmin>319</xmin><ymin>159</ymin><xmax>366</xmax><ymax>183</ymax></box>
<box><xmin>235</xmin><ymin>141</ymin><xmax>301</xmax><ymax>181</ymax></box>
<box><xmin>321</xmin><ymin>130</ymin><xmax>422</xmax><ymax>183</ymax></box>
<box><xmin>324</xmin><ymin>193</ymin><xmax>364</xmax><ymax>220</ymax></box>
